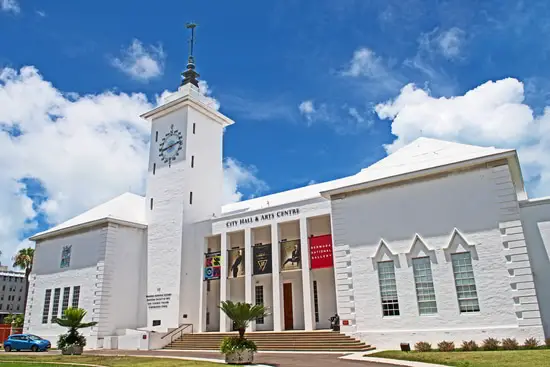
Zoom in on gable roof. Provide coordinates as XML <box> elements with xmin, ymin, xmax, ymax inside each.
<box><xmin>320</xmin><ymin>137</ymin><xmax>519</xmax><ymax>197</ymax></box>
<box><xmin>30</xmin><ymin>192</ymin><xmax>146</xmax><ymax>241</ymax></box>
<box><xmin>222</xmin><ymin>137</ymin><xmax>518</xmax><ymax>215</ymax></box>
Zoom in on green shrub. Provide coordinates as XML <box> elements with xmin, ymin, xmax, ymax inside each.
<box><xmin>437</xmin><ymin>341</ymin><xmax>455</xmax><ymax>352</ymax></box>
<box><xmin>57</xmin><ymin>333</ymin><xmax>86</xmax><ymax>349</ymax></box>
<box><xmin>414</xmin><ymin>341</ymin><xmax>432</xmax><ymax>352</ymax></box>
<box><xmin>461</xmin><ymin>340</ymin><xmax>479</xmax><ymax>352</ymax></box>
<box><xmin>523</xmin><ymin>337</ymin><xmax>539</xmax><ymax>349</ymax></box>
<box><xmin>501</xmin><ymin>338</ymin><xmax>519</xmax><ymax>350</ymax></box>
<box><xmin>482</xmin><ymin>337</ymin><xmax>500</xmax><ymax>351</ymax></box>
<box><xmin>220</xmin><ymin>336</ymin><xmax>257</xmax><ymax>354</ymax></box>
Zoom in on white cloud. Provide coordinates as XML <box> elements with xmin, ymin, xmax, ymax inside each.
<box><xmin>1</xmin><ymin>0</ymin><xmax>19</xmax><ymax>13</ymax></box>
<box><xmin>341</xmin><ymin>47</ymin><xmax>405</xmax><ymax>94</ymax></box>
<box><xmin>223</xmin><ymin>158</ymin><xmax>268</xmax><ymax>205</ymax></box>
<box><xmin>437</xmin><ymin>28</ymin><xmax>465</xmax><ymax>59</ymax></box>
<box><xmin>111</xmin><ymin>39</ymin><xmax>165</xmax><ymax>82</ymax></box>
<box><xmin>36</xmin><ymin>10</ymin><xmax>46</xmax><ymax>17</ymax></box>
<box><xmin>0</xmin><ymin>66</ymin><xmax>264</xmax><ymax>267</ymax></box>
<box><xmin>418</xmin><ymin>27</ymin><xmax>466</xmax><ymax>60</ymax></box>
<box><xmin>375</xmin><ymin>77</ymin><xmax>550</xmax><ymax>197</ymax></box>
<box><xmin>299</xmin><ymin>100</ymin><xmax>316</xmax><ymax>118</ymax></box>
<box><xmin>198</xmin><ymin>80</ymin><xmax>220</xmax><ymax>111</ymax></box>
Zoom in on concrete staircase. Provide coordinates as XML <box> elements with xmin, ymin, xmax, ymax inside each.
<box><xmin>164</xmin><ymin>331</ymin><xmax>374</xmax><ymax>352</ymax></box>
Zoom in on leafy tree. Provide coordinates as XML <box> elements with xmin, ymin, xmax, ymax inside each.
<box><xmin>4</xmin><ymin>313</ymin><xmax>24</xmax><ymax>327</ymax></box>
<box><xmin>54</xmin><ymin>308</ymin><xmax>97</xmax><ymax>348</ymax></box>
<box><xmin>219</xmin><ymin>300</ymin><xmax>268</xmax><ymax>339</ymax></box>
<box><xmin>12</xmin><ymin>247</ymin><xmax>34</xmax><ymax>316</ymax></box>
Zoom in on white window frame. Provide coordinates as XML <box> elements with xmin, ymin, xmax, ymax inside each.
<box><xmin>451</xmin><ymin>252</ymin><xmax>480</xmax><ymax>313</ymax></box>
<box><xmin>412</xmin><ymin>256</ymin><xmax>438</xmax><ymax>315</ymax></box>
<box><xmin>378</xmin><ymin>260</ymin><xmax>400</xmax><ymax>316</ymax></box>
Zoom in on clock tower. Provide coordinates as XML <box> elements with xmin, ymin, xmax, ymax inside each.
<box><xmin>140</xmin><ymin>24</ymin><xmax>234</xmax><ymax>331</ymax></box>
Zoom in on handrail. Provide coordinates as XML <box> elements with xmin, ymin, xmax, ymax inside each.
<box><xmin>161</xmin><ymin>323</ymin><xmax>194</xmax><ymax>343</ymax></box>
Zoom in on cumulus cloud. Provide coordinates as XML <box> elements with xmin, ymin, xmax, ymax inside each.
<box><xmin>437</xmin><ymin>28</ymin><xmax>465</xmax><ymax>59</ymax></box>
<box><xmin>223</xmin><ymin>158</ymin><xmax>268</xmax><ymax>204</ymax></box>
<box><xmin>376</xmin><ymin>78</ymin><xmax>550</xmax><ymax>197</ymax></box>
<box><xmin>299</xmin><ymin>100</ymin><xmax>316</xmax><ymax>118</ymax></box>
<box><xmin>1</xmin><ymin>0</ymin><xmax>19</xmax><ymax>13</ymax></box>
<box><xmin>111</xmin><ymin>39</ymin><xmax>165</xmax><ymax>82</ymax></box>
<box><xmin>0</xmin><ymin>66</ymin><xmax>264</xmax><ymax>267</ymax></box>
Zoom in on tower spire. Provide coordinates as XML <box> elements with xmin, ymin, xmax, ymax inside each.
<box><xmin>181</xmin><ymin>22</ymin><xmax>200</xmax><ymax>88</ymax></box>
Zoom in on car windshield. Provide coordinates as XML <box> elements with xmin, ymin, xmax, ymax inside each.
<box><xmin>27</xmin><ymin>335</ymin><xmax>42</xmax><ymax>341</ymax></box>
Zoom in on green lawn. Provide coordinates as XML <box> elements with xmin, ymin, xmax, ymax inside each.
<box><xmin>370</xmin><ymin>349</ymin><xmax>550</xmax><ymax>367</ymax></box>
<box><xmin>0</xmin><ymin>355</ymin><xmax>221</xmax><ymax>367</ymax></box>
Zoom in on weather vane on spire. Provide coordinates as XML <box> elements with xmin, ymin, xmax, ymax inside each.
<box><xmin>181</xmin><ymin>22</ymin><xmax>200</xmax><ymax>88</ymax></box>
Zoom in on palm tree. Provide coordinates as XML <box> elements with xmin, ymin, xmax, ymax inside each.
<box><xmin>12</xmin><ymin>247</ymin><xmax>34</xmax><ymax>316</ymax></box>
<box><xmin>54</xmin><ymin>308</ymin><xmax>97</xmax><ymax>348</ymax></box>
<box><xmin>219</xmin><ymin>300</ymin><xmax>268</xmax><ymax>339</ymax></box>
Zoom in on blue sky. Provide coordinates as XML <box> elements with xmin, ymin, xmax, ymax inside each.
<box><xmin>1</xmin><ymin>0</ymin><xmax>550</xmax><ymax>265</ymax></box>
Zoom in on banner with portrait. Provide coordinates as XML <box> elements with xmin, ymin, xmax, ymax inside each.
<box><xmin>204</xmin><ymin>251</ymin><xmax>221</xmax><ymax>280</ymax></box>
<box><xmin>309</xmin><ymin>234</ymin><xmax>333</xmax><ymax>269</ymax></box>
<box><xmin>253</xmin><ymin>243</ymin><xmax>272</xmax><ymax>275</ymax></box>
<box><xmin>228</xmin><ymin>248</ymin><xmax>245</xmax><ymax>278</ymax></box>
<box><xmin>280</xmin><ymin>239</ymin><xmax>301</xmax><ymax>271</ymax></box>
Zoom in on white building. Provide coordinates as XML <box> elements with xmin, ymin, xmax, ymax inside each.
<box><xmin>24</xmin><ymin>48</ymin><xmax>550</xmax><ymax>350</ymax></box>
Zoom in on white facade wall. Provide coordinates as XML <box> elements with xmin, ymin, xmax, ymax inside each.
<box><xmin>520</xmin><ymin>198</ymin><xmax>550</xmax><ymax>338</ymax></box>
<box><xmin>330</xmin><ymin>164</ymin><xmax>545</xmax><ymax>348</ymax></box>
<box><xmin>26</xmin><ymin>226</ymin><xmax>106</xmax><ymax>348</ymax></box>
<box><xmin>26</xmin><ymin>223</ymin><xmax>147</xmax><ymax>349</ymax></box>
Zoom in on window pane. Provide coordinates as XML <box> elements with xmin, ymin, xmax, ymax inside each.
<box><xmin>72</xmin><ymin>286</ymin><xmax>80</xmax><ymax>308</ymax></box>
<box><xmin>255</xmin><ymin>285</ymin><xmax>264</xmax><ymax>324</ymax></box>
<box><xmin>452</xmin><ymin>252</ymin><xmax>480</xmax><ymax>313</ymax></box>
<box><xmin>412</xmin><ymin>257</ymin><xmax>437</xmax><ymax>315</ymax></box>
<box><xmin>378</xmin><ymin>261</ymin><xmax>400</xmax><ymax>316</ymax></box>
<box><xmin>42</xmin><ymin>289</ymin><xmax>51</xmax><ymax>324</ymax></box>
<box><xmin>51</xmin><ymin>288</ymin><xmax>61</xmax><ymax>322</ymax></box>
<box><xmin>61</xmin><ymin>287</ymin><xmax>70</xmax><ymax>315</ymax></box>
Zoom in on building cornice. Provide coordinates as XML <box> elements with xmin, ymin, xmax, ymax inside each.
<box><xmin>29</xmin><ymin>217</ymin><xmax>147</xmax><ymax>242</ymax></box>
<box><xmin>140</xmin><ymin>92</ymin><xmax>234</xmax><ymax>127</ymax></box>
<box><xmin>320</xmin><ymin>151</ymin><xmax>522</xmax><ymax>199</ymax></box>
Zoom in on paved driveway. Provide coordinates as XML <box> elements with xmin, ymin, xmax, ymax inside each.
<box><xmin>91</xmin><ymin>349</ymin><xmax>402</xmax><ymax>367</ymax></box>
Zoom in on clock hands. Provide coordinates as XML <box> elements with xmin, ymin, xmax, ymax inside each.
<box><xmin>162</xmin><ymin>140</ymin><xmax>180</xmax><ymax>152</ymax></box>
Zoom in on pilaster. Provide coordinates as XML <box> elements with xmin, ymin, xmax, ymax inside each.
<box><xmin>271</xmin><ymin>223</ymin><xmax>283</xmax><ymax>331</ymax></box>
<box><xmin>244</xmin><ymin>228</ymin><xmax>255</xmax><ymax>331</ymax></box>
<box><xmin>198</xmin><ymin>239</ymin><xmax>207</xmax><ymax>333</ymax></box>
<box><xmin>300</xmin><ymin>217</ymin><xmax>315</xmax><ymax>330</ymax></box>
<box><xmin>491</xmin><ymin>164</ymin><xmax>543</xmax><ymax>330</ymax></box>
<box><xmin>220</xmin><ymin>232</ymin><xmax>229</xmax><ymax>332</ymax></box>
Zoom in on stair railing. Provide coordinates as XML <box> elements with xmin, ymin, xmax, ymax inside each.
<box><xmin>161</xmin><ymin>323</ymin><xmax>194</xmax><ymax>344</ymax></box>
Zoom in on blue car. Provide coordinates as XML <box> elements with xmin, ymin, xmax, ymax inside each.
<box><xmin>3</xmin><ymin>334</ymin><xmax>51</xmax><ymax>352</ymax></box>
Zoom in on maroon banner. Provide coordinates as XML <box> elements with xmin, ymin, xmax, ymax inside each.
<box><xmin>309</xmin><ymin>234</ymin><xmax>333</xmax><ymax>269</ymax></box>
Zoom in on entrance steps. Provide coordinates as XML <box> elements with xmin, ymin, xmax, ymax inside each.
<box><xmin>164</xmin><ymin>330</ymin><xmax>374</xmax><ymax>352</ymax></box>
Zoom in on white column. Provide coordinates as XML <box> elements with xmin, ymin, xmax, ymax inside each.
<box><xmin>300</xmin><ymin>217</ymin><xmax>315</xmax><ymax>330</ymax></box>
<box><xmin>198</xmin><ymin>239</ymin><xmax>207</xmax><ymax>332</ymax></box>
<box><xmin>271</xmin><ymin>223</ymin><xmax>283</xmax><ymax>331</ymax></box>
<box><xmin>220</xmin><ymin>232</ymin><xmax>229</xmax><ymax>332</ymax></box>
<box><xmin>244</xmin><ymin>227</ymin><xmax>255</xmax><ymax>332</ymax></box>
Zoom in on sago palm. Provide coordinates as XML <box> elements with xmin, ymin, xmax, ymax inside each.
<box><xmin>219</xmin><ymin>300</ymin><xmax>268</xmax><ymax>339</ymax></box>
<box><xmin>12</xmin><ymin>247</ymin><xmax>34</xmax><ymax>316</ymax></box>
<box><xmin>55</xmin><ymin>308</ymin><xmax>97</xmax><ymax>345</ymax></box>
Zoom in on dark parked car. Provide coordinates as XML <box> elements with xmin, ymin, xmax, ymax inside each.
<box><xmin>3</xmin><ymin>334</ymin><xmax>51</xmax><ymax>352</ymax></box>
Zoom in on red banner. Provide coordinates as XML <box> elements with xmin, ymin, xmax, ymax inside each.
<box><xmin>309</xmin><ymin>234</ymin><xmax>333</xmax><ymax>269</ymax></box>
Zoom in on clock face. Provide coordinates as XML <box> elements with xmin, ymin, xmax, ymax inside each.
<box><xmin>158</xmin><ymin>124</ymin><xmax>183</xmax><ymax>167</ymax></box>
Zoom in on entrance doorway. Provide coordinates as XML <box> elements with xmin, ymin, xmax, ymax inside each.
<box><xmin>283</xmin><ymin>283</ymin><xmax>294</xmax><ymax>330</ymax></box>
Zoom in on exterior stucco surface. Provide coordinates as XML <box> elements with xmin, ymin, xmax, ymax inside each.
<box><xmin>330</xmin><ymin>165</ymin><xmax>545</xmax><ymax>348</ymax></box>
